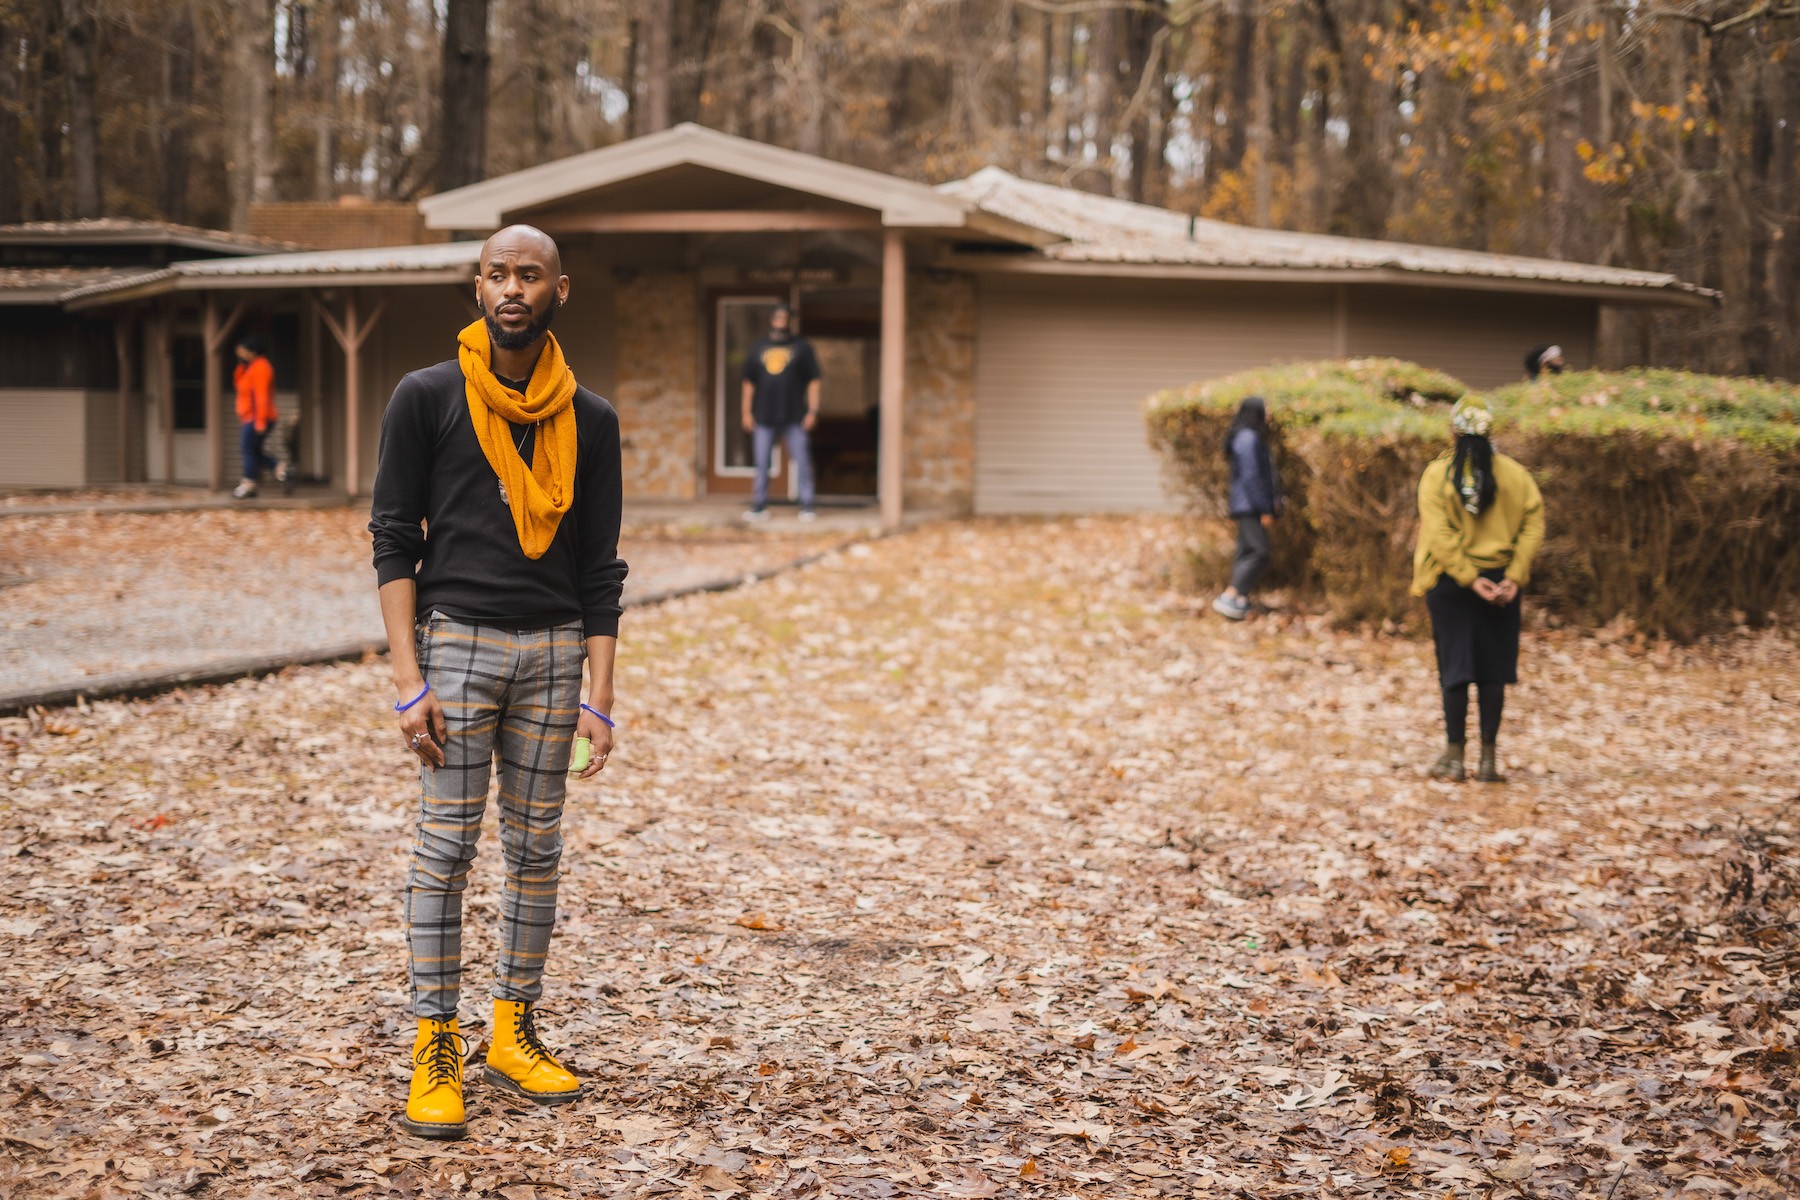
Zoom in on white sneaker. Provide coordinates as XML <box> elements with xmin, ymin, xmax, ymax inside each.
<box><xmin>741</xmin><ymin>508</ymin><xmax>770</xmax><ymax>523</ymax></box>
<box><xmin>232</xmin><ymin>482</ymin><xmax>257</xmax><ymax>500</ymax></box>
<box><xmin>797</xmin><ymin>509</ymin><xmax>818</xmax><ymax>522</ymax></box>
<box><xmin>1211</xmin><ymin>593</ymin><xmax>1248</xmax><ymax>621</ymax></box>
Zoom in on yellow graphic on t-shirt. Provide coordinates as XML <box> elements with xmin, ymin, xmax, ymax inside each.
<box><xmin>760</xmin><ymin>346</ymin><xmax>793</xmax><ymax>376</ymax></box>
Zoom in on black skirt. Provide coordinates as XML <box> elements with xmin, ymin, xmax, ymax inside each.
<box><xmin>1425</xmin><ymin>568</ymin><xmax>1521</xmax><ymax>688</ymax></box>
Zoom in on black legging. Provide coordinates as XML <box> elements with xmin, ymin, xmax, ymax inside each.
<box><xmin>1443</xmin><ymin>682</ymin><xmax>1505</xmax><ymax>745</ymax></box>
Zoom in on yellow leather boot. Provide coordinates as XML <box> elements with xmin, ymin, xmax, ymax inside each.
<box><xmin>401</xmin><ymin>1018</ymin><xmax>468</xmax><ymax>1140</ymax></box>
<box><xmin>484</xmin><ymin>999</ymin><xmax>584</xmax><ymax>1104</ymax></box>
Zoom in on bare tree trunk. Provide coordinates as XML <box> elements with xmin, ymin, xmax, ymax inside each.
<box><xmin>1047</xmin><ymin>13</ymin><xmax>1070</xmax><ymax>162</ymax></box>
<box><xmin>312</xmin><ymin>0</ymin><xmax>339</xmax><ymax>200</ymax></box>
<box><xmin>1251</xmin><ymin>11</ymin><xmax>1272</xmax><ymax>226</ymax></box>
<box><xmin>1122</xmin><ymin>10</ymin><xmax>1167</xmax><ymax>204</ymax></box>
<box><xmin>58</xmin><ymin>0</ymin><xmax>101</xmax><ymax>217</ymax></box>
<box><xmin>1218</xmin><ymin>4</ymin><xmax>1254</xmax><ymax>173</ymax></box>
<box><xmin>436</xmin><ymin>0</ymin><xmax>490</xmax><ymax>192</ymax></box>
<box><xmin>158</xmin><ymin>4</ymin><xmax>195</xmax><ymax>220</ymax></box>
<box><xmin>229</xmin><ymin>0</ymin><xmax>276</xmax><ymax>232</ymax></box>
<box><xmin>644</xmin><ymin>0</ymin><xmax>672</xmax><ymax>133</ymax></box>
<box><xmin>1317</xmin><ymin>0</ymin><xmax>1391</xmax><ymax>238</ymax></box>
<box><xmin>1081</xmin><ymin>12</ymin><xmax>1118</xmax><ymax>193</ymax></box>
<box><xmin>670</xmin><ymin>0</ymin><xmax>716</xmax><ymax>125</ymax></box>
<box><xmin>0</xmin><ymin>14</ymin><xmax>22</xmax><ymax>223</ymax></box>
<box><xmin>797</xmin><ymin>0</ymin><xmax>826</xmax><ymax>156</ymax></box>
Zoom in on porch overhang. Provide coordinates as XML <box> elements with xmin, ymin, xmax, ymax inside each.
<box><xmin>58</xmin><ymin>242</ymin><xmax>485</xmax><ymax>311</ymax></box>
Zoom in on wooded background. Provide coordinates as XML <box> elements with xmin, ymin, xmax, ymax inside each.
<box><xmin>3</xmin><ymin>1</ymin><xmax>1796</xmax><ymax>378</ymax></box>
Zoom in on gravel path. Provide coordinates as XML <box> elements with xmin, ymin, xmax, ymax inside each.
<box><xmin>0</xmin><ymin>508</ymin><xmax>857</xmax><ymax>698</ymax></box>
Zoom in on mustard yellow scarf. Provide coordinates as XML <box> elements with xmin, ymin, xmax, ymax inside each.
<box><xmin>457</xmin><ymin>319</ymin><xmax>578</xmax><ymax>558</ymax></box>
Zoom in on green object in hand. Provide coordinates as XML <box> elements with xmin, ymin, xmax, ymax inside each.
<box><xmin>569</xmin><ymin>736</ymin><xmax>591</xmax><ymax>774</ymax></box>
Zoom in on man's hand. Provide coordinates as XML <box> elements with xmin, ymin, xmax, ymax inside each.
<box><xmin>397</xmin><ymin>683</ymin><xmax>448</xmax><ymax>768</ymax></box>
<box><xmin>572</xmin><ymin>707</ymin><xmax>614</xmax><ymax>779</ymax></box>
<box><xmin>1260</xmin><ymin>513</ymin><xmax>1274</xmax><ymax>529</ymax></box>
<box><xmin>1494</xmin><ymin>578</ymin><xmax>1520</xmax><ymax>606</ymax></box>
<box><xmin>742</xmin><ymin>412</ymin><xmax>756</xmax><ymax>434</ymax></box>
<box><xmin>1471</xmin><ymin>576</ymin><xmax>1501</xmax><ymax>604</ymax></box>
<box><xmin>802</xmin><ymin>410</ymin><xmax>818</xmax><ymax>433</ymax></box>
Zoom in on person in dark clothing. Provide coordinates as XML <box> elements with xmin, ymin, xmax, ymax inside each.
<box><xmin>369</xmin><ymin>225</ymin><xmax>626</xmax><ymax>1140</ymax></box>
<box><xmin>740</xmin><ymin>303</ymin><xmax>822</xmax><ymax>521</ymax></box>
<box><xmin>1412</xmin><ymin>397</ymin><xmax>1545</xmax><ymax>784</ymax></box>
<box><xmin>1523</xmin><ymin>343</ymin><xmax>1565</xmax><ymax>379</ymax></box>
<box><xmin>1213</xmin><ymin>395</ymin><xmax>1281</xmax><ymax>621</ymax></box>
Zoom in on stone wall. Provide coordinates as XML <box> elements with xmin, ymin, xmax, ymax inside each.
<box><xmin>903</xmin><ymin>272</ymin><xmax>976</xmax><ymax>512</ymax></box>
<box><xmin>612</xmin><ymin>272</ymin><xmax>699</xmax><ymax>499</ymax></box>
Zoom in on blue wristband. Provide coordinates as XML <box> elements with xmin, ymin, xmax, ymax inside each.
<box><xmin>580</xmin><ymin>702</ymin><xmax>616</xmax><ymax>728</ymax></box>
<box><xmin>394</xmin><ymin>683</ymin><xmax>430</xmax><ymax>713</ymax></box>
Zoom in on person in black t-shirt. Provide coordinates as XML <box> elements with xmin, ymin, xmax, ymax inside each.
<box><xmin>739</xmin><ymin>303</ymin><xmax>822</xmax><ymax>521</ymax></box>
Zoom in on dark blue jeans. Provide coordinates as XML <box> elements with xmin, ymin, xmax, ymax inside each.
<box><xmin>240</xmin><ymin>422</ymin><xmax>275</xmax><ymax>482</ymax></box>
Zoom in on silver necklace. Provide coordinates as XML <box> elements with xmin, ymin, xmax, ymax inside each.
<box><xmin>497</xmin><ymin>422</ymin><xmax>535</xmax><ymax>506</ymax></box>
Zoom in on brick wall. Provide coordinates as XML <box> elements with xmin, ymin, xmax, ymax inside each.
<box><xmin>903</xmin><ymin>272</ymin><xmax>977</xmax><ymax>512</ymax></box>
<box><xmin>249</xmin><ymin>201</ymin><xmax>446</xmax><ymax>251</ymax></box>
<box><xmin>612</xmin><ymin>272</ymin><xmax>699</xmax><ymax>499</ymax></box>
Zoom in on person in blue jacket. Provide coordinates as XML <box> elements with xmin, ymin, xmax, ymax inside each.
<box><xmin>1213</xmin><ymin>396</ymin><xmax>1282</xmax><ymax>620</ymax></box>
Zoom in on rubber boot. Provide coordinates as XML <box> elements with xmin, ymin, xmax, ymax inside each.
<box><xmin>1428</xmin><ymin>742</ymin><xmax>1466</xmax><ymax>782</ymax></box>
<box><xmin>401</xmin><ymin>1018</ymin><xmax>468</xmax><ymax>1140</ymax></box>
<box><xmin>484</xmin><ymin>1000</ymin><xmax>584</xmax><ymax>1104</ymax></box>
<box><xmin>1475</xmin><ymin>742</ymin><xmax>1505</xmax><ymax>783</ymax></box>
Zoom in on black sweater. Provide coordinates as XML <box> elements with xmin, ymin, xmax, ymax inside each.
<box><xmin>368</xmin><ymin>359</ymin><xmax>627</xmax><ymax>638</ymax></box>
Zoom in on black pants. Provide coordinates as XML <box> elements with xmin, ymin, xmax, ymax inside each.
<box><xmin>1426</xmin><ymin>569</ymin><xmax>1520</xmax><ymax>745</ymax></box>
<box><xmin>1229</xmin><ymin>516</ymin><xmax>1271</xmax><ymax>595</ymax></box>
<box><xmin>1443</xmin><ymin>681</ymin><xmax>1505</xmax><ymax>745</ymax></box>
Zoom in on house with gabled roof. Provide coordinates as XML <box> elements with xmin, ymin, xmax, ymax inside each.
<box><xmin>8</xmin><ymin>124</ymin><xmax>1714</xmax><ymax>517</ymax></box>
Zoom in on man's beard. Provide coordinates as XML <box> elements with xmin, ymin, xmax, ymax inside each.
<box><xmin>481</xmin><ymin>295</ymin><xmax>559</xmax><ymax>352</ymax></box>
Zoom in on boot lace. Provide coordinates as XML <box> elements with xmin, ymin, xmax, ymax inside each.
<box><xmin>414</xmin><ymin>1028</ymin><xmax>469</xmax><ymax>1087</ymax></box>
<box><xmin>513</xmin><ymin>1005</ymin><xmax>558</xmax><ymax>1066</ymax></box>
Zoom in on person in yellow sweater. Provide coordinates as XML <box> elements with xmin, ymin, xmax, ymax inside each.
<box><xmin>1412</xmin><ymin>397</ymin><xmax>1544</xmax><ymax>783</ymax></box>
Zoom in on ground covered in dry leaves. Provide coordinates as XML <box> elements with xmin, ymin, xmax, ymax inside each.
<box><xmin>1</xmin><ymin>518</ymin><xmax>1795</xmax><ymax>1199</ymax></box>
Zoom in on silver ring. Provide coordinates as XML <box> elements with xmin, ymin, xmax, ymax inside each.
<box><xmin>409</xmin><ymin>734</ymin><xmax>423</xmax><ymax>747</ymax></box>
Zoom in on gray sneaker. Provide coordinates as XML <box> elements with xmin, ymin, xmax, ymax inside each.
<box><xmin>1211</xmin><ymin>593</ymin><xmax>1248</xmax><ymax>621</ymax></box>
<box><xmin>797</xmin><ymin>508</ymin><xmax>818</xmax><ymax>522</ymax></box>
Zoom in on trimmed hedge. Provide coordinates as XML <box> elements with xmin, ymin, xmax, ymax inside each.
<box><xmin>1146</xmin><ymin>361</ymin><xmax>1800</xmax><ymax>638</ymax></box>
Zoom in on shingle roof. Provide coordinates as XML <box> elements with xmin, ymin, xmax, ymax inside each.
<box><xmin>58</xmin><ymin>241</ymin><xmax>486</xmax><ymax>306</ymax></box>
<box><xmin>941</xmin><ymin>167</ymin><xmax>1719</xmax><ymax>304</ymax></box>
<box><xmin>0</xmin><ymin>266</ymin><xmax>150</xmax><ymax>304</ymax></box>
<box><xmin>0</xmin><ymin>218</ymin><xmax>295</xmax><ymax>254</ymax></box>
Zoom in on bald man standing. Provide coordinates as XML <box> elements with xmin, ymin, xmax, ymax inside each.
<box><xmin>369</xmin><ymin>226</ymin><xmax>627</xmax><ymax>1139</ymax></box>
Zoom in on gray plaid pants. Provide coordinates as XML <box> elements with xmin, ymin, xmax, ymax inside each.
<box><xmin>404</xmin><ymin>612</ymin><xmax>584</xmax><ymax>1020</ymax></box>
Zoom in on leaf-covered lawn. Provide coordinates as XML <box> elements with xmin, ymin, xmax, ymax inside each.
<box><xmin>1</xmin><ymin>517</ymin><xmax>1794</xmax><ymax>1198</ymax></box>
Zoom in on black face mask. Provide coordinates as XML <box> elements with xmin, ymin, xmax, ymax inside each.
<box><xmin>480</xmin><ymin>294</ymin><xmax>560</xmax><ymax>352</ymax></box>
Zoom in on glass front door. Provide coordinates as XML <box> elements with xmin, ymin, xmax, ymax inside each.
<box><xmin>709</xmin><ymin>295</ymin><xmax>786</xmax><ymax>495</ymax></box>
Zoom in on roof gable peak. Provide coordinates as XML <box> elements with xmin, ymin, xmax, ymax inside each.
<box><xmin>419</xmin><ymin>123</ymin><xmax>975</xmax><ymax>232</ymax></box>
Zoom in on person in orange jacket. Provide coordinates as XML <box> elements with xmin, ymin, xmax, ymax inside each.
<box><xmin>232</xmin><ymin>335</ymin><xmax>284</xmax><ymax>498</ymax></box>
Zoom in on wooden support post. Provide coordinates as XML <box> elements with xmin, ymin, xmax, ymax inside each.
<box><xmin>113</xmin><ymin>316</ymin><xmax>135</xmax><ymax>483</ymax></box>
<box><xmin>878</xmin><ymin>229</ymin><xmax>907</xmax><ymax>530</ymax></box>
<box><xmin>157</xmin><ymin>308</ymin><xmax>175</xmax><ymax>485</ymax></box>
<box><xmin>201</xmin><ymin>293</ymin><xmax>248</xmax><ymax>491</ymax></box>
<box><xmin>202</xmin><ymin>294</ymin><xmax>220</xmax><ymax>490</ymax></box>
<box><xmin>313</xmin><ymin>292</ymin><xmax>386</xmax><ymax>498</ymax></box>
<box><xmin>1332</xmin><ymin>283</ymin><xmax>1348</xmax><ymax>359</ymax></box>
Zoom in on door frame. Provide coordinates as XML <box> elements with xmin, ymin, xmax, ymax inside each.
<box><xmin>705</xmin><ymin>288</ymin><xmax>791</xmax><ymax>497</ymax></box>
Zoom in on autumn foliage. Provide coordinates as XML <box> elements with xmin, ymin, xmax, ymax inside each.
<box><xmin>1147</xmin><ymin>361</ymin><xmax>1800</xmax><ymax>638</ymax></box>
